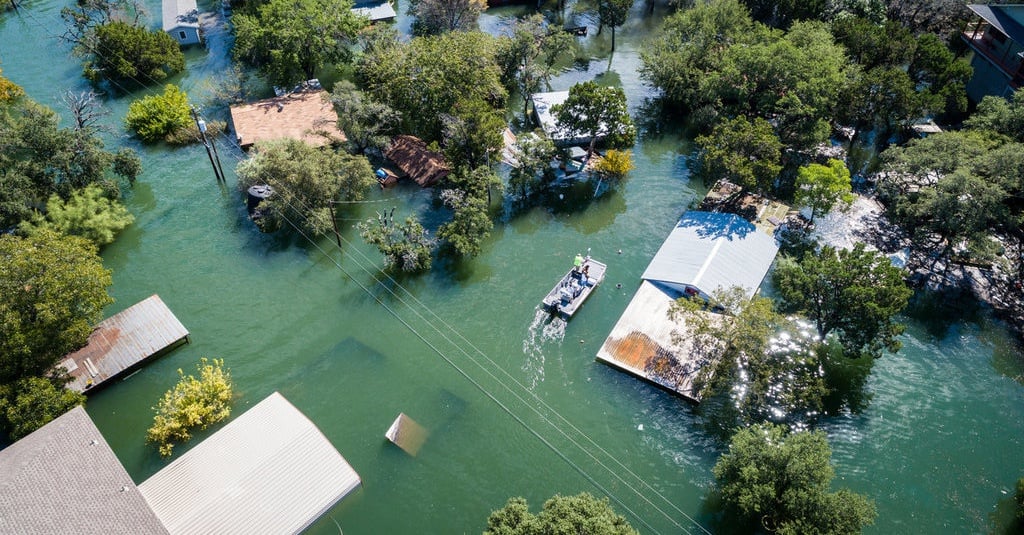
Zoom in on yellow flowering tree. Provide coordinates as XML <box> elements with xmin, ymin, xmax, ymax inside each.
<box><xmin>147</xmin><ymin>358</ymin><xmax>233</xmax><ymax>457</ymax></box>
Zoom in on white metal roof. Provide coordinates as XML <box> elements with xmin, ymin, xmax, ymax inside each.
<box><xmin>641</xmin><ymin>211</ymin><xmax>779</xmax><ymax>299</ymax></box>
<box><xmin>138</xmin><ymin>392</ymin><xmax>361</xmax><ymax>535</ymax></box>
<box><xmin>352</xmin><ymin>1</ymin><xmax>397</xmax><ymax>21</ymax></box>
<box><xmin>162</xmin><ymin>0</ymin><xmax>199</xmax><ymax>31</ymax></box>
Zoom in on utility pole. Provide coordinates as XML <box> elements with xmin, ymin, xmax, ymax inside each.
<box><xmin>191</xmin><ymin>106</ymin><xmax>224</xmax><ymax>183</ymax></box>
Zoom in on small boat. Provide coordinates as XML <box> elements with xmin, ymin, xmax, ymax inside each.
<box><xmin>542</xmin><ymin>253</ymin><xmax>607</xmax><ymax>318</ymax></box>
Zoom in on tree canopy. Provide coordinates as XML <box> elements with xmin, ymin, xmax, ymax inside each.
<box><xmin>19</xmin><ymin>184</ymin><xmax>134</xmax><ymax>246</ymax></box>
<box><xmin>695</xmin><ymin>116</ymin><xmax>782</xmax><ymax>194</ymax></box>
<box><xmin>0</xmin><ymin>229</ymin><xmax>113</xmax><ymax>385</ymax></box>
<box><xmin>712</xmin><ymin>423</ymin><xmax>876</xmax><ymax>534</ymax></box>
<box><xmin>773</xmin><ymin>243</ymin><xmax>912</xmax><ymax>359</ymax></box>
<box><xmin>233</xmin><ymin>0</ymin><xmax>365</xmax><ymax>86</ymax></box>
<box><xmin>0</xmin><ymin>376</ymin><xmax>85</xmax><ymax>440</ymax></box>
<box><xmin>495</xmin><ymin>14</ymin><xmax>575</xmax><ymax>112</ymax></box>
<box><xmin>408</xmin><ymin>0</ymin><xmax>486</xmax><ymax>35</ymax></box>
<box><xmin>553</xmin><ymin>81</ymin><xmax>636</xmax><ymax>155</ymax></box>
<box><xmin>359</xmin><ymin>214</ymin><xmax>436</xmax><ymax>272</ymax></box>
<box><xmin>485</xmin><ymin>493</ymin><xmax>638</xmax><ymax>535</ymax></box>
<box><xmin>794</xmin><ymin>159</ymin><xmax>854</xmax><ymax>222</ymax></box>
<box><xmin>329</xmin><ymin>81</ymin><xmax>400</xmax><ymax>155</ymax></box>
<box><xmin>85</xmin><ymin>22</ymin><xmax>184</xmax><ymax>86</ymax></box>
<box><xmin>125</xmin><ymin>84</ymin><xmax>192</xmax><ymax>144</ymax></box>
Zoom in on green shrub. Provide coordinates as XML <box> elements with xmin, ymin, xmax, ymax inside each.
<box><xmin>125</xmin><ymin>84</ymin><xmax>192</xmax><ymax>143</ymax></box>
<box><xmin>147</xmin><ymin>358</ymin><xmax>233</xmax><ymax>457</ymax></box>
<box><xmin>19</xmin><ymin>185</ymin><xmax>134</xmax><ymax>246</ymax></box>
<box><xmin>0</xmin><ymin>377</ymin><xmax>86</xmax><ymax>440</ymax></box>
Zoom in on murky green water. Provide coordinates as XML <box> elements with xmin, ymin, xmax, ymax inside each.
<box><xmin>2</xmin><ymin>1</ymin><xmax>1023</xmax><ymax>533</ymax></box>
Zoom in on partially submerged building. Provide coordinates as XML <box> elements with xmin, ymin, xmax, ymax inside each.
<box><xmin>229</xmin><ymin>87</ymin><xmax>345</xmax><ymax>151</ymax></box>
<box><xmin>962</xmin><ymin>4</ymin><xmax>1024</xmax><ymax>101</ymax></box>
<box><xmin>351</xmin><ymin>0</ymin><xmax>396</xmax><ymax>22</ymax></box>
<box><xmin>596</xmin><ymin>211</ymin><xmax>780</xmax><ymax>401</ymax></box>
<box><xmin>384</xmin><ymin>135</ymin><xmax>450</xmax><ymax>187</ymax></box>
<box><xmin>162</xmin><ymin>0</ymin><xmax>201</xmax><ymax>46</ymax></box>
<box><xmin>530</xmin><ymin>90</ymin><xmax>608</xmax><ymax>147</ymax></box>
<box><xmin>0</xmin><ymin>392</ymin><xmax>361</xmax><ymax>535</ymax></box>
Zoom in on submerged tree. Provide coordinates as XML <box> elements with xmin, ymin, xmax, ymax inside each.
<box><xmin>793</xmin><ymin>158</ymin><xmax>854</xmax><ymax>223</ymax></box>
<box><xmin>437</xmin><ymin>186</ymin><xmax>493</xmax><ymax>258</ymax></box>
<box><xmin>485</xmin><ymin>493</ymin><xmax>638</xmax><ymax>535</ymax></box>
<box><xmin>359</xmin><ymin>214</ymin><xmax>436</xmax><ymax>272</ymax></box>
<box><xmin>712</xmin><ymin>423</ymin><xmax>877</xmax><ymax>534</ymax></box>
<box><xmin>495</xmin><ymin>14</ymin><xmax>575</xmax><ymax>113</ymax></box>
<box><xmin>553</xmin><ymin>81</ymin><xmax>636</xmax><ymax>156</ymax></box>
<box><xmin>408</xmin><ymin>0</ymin><xmax>487</xmax><ymax>35</ymax></box>
<box><xmin>329</xmin><ymin>81</ymin><xmax>400</xmax><ymax>155</ymax></box>
<box><xmin>694</xmin><ymin>116</ymin><xmax>782</xmax><ymax>194</ymax></box>
<box><xmin>597</xmin><ymin>0</ymin><xmax>634</xmax><ymax>52</ymax></box>
<box><xmin>147</xmin><ymin>358</ymin><xmax>233</xmax><ymax>457</ymax></box>
<box><xmin>508</xmin><ymin>134</ymin><xmax>557</xmax><ymax>198</ymax></box>
<box><xmin>18</xmin><ymin>184</ymin><xmax>134</xmax><ymax>246</ymax></box>
<box><xmin>125</xmin><ymin>84</ymin><xmax>192</xmax><ymax>144</ymax></box>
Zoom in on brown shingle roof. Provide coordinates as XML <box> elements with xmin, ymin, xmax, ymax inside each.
<box><xmin>0</xmin><ymin>406</ymin><xmax>169</xmax><ymax>535</ymax></box>
<box><xmin>384</xmin><ymin>135</ymin><xmax>450</xmax><ymax>187</ymax></box>
<box><xmin>229</xmin><ymin>90</ymin><xmax>345</xmax><ymax>150</ymax></box>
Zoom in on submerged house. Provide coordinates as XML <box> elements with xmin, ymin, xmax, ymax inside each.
<box><xmin>0</xmin><ymin>392</ymin><xmax>361</xmax><ymax>535</ymax></box>
<box><xmin>162</xmin><ymin>0</ymin><xmax>201</xmax><ymax>46</ymax></box>
<box><xmin>229</xmin><ymin>87</ymin><xmax>345</xmax><ymax>151</ymax></box>
<box><xmin>384</xmin><ymin>135</ymin><xmax>450</xmax><ymax>187</ymax></box>
<box><xmin>962</xmin><ymin>4</ymin><xmax>1024</xmax><ymax>101</ymax></box>
<box><xmin>530</xmin><ymin>91</ymin><xmax>608</xmax><ymax>147</ymax></box>
<box><xmin>596</xmin><ymin>211</ymin><xmax>780</xmax><ymax>401</ymax></box>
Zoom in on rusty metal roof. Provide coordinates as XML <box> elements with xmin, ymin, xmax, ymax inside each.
<box><xmin>229</xmin><ymin>90</ymin><xmax>345</xmax><ymax>150</ymax></box>
<box><xmin>61</xmin><ymin>294</ymin><xmax>189</xmax><ymax>393</ymax></box>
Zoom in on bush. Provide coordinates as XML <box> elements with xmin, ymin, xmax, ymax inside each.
<box><xmin>86</xmin><ymin>22</ymin><xmax>184</xmax><ymax>86</ymax></box>
<box><xmin>593</xmin><ymin>149</ymin><xmax>635</xmax><ymax>181</ymax></box>
<box><xmin>147</xmin><ymin>358</ymin><xmax>233</xmax><ymax>457</ymax></box>
<box><xmin>358</xmin><ymin>215</ymin><xmax>435</xmax><ymax>272</ymax></box>
<box><xmin>125</xmin><ymin>84</ymin><xmax>192</xmax><ymax>143</ymax></box>
<box><xmin>19</xmin><ymin>185</ymin><xmax>134</xmax><ymax>246</ymax></box>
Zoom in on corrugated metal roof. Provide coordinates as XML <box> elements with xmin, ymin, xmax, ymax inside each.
<box><xmin>352</xmin><ymin>1</ymin><xmax>396</xmax><ymax>21</ymax></box>
<box><xmin>0</xmin><ymin>406</ymin><xmax>170</xmax><ymax>535</ymax></box>
<box><xmin>139</xmin><ymin>392</ymin><xmax>361</xmax><ymax>535</ymax></box>
<box><xmin>968</xmin><ymin>4</ymin><xmax>1024</xmax><ymax>46</ymax></box>
<box><xmin>162</xmin><ymin>0</ymin><xmax>199</xmax><ymax>31</ymax></box>
<box><xmin>641</xmin><ymin>211</ymin><xmax>779</xmax><ymax>300</ymax></box>
<box><xmin>63</xmin><ymin>294</ymin><xmax>189</xmax><ymax>393</ymax></box>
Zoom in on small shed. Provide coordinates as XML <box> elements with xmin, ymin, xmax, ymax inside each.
<box><xmin>162</xmin><ymin>0</ymin><xmax>201</xmax><ymax>46</ymax></box>
<box><xmin>229</xmin><ymin>89</ymin><xmax>345</xmax><ymax>151</ymax></box>
<box><xmin>0</xmin><ymin>406</ymin><xmax>170</xmax><ymax>535</ymax></box>
<box><xmin>352</xmin><ymin>0</ymin><xmax>397</xmax><ymax>22</ymax></box>
<box><xmin>139</xmin><ymin>392</ymin><xmax>361</xmax><ymax>535</ymax></box>
<box><xmin>641</xmin><ymin>211</ymin><xmax>779</xmax><ymax>302</ymax></box>
<box><xmin>384</xmin><ymin>135</ymin><xmax>450</xmax><ymax>187</ymax></box>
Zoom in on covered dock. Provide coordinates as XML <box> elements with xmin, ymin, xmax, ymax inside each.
<box><xmin>229</xmin><ymin>87</ymin><xmax>345</xmax><ymax>150</ymax></box>
<box><xmin>139</xmin><ymin>392</ymin><xmax>361</xmax><ymax>535</ymax></box>
<box><xmin>60</xmin><ymin>294</ymin><xmax>189</xmax><ymax>393</ymax></box>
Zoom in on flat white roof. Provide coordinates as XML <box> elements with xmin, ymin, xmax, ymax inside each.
<box><xmin>139</xmin><ymin>392</ymin><xmax>361</xmax><ymax>535</ymax></box>
<box><xmin>162</xmin><ymin>0</ymin><xmax>199</xmax><ymax>31</ymax></box>
<box><xmin>641</xmin><ymin>211</ymin><xmax>779</xmax><ymax>300</ymax></box>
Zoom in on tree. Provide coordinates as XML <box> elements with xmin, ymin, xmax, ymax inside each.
<box><xmin>125</xmin><ymin>84</ymin><xmax>192</xmax><ymax>143</ymax></box>
<box><xmin>329</xmin><ymin>81</ymin><xmax>400</xmax><ymax>155</ymax></box>
<box><xmin>85</xmin><ymin>22</ymin><xmax>185</xmax><ymax>86</ymax></box>
<box><xmin>508</xmin><ymin>134</ymin><xmax>557</xmax><ymax>198</ymax></box>
<box><xmin>358</xmin><ymin>31</ymin><xmax>507</xmax><ymax>142</ymax></box>
<box><xmin>495</xmin><ymin>15</ymin><xmax>575</xmax><ymax>113</ymax></box>
<box><xmin>441</xmin><ymin>97</ymin><xmax>505</xmax><ymax>170</ymax></box>
<box><xmin>0</xmin><ymin>376</ymin><xmax>85</xmax><ymax>440</ymax></box>
<box><xmin>552</xmin><ymin>81</ymin><xmax>636</xmax><ymax>156</ymax></box>
<box><xmin>965</xmin><ymin>90</ymin><xmax>1024</xmax><ymax>142</ymax></box>
<box><xmin>740</xmin><ymin>0</ymin><xmax>827</xmax><ymax>28</ymax></box>
<box><xmin>712</xmin><ymin>423</ymin><xmax>876</xmax><ymax>534</ymax></box>
<box><xmin>694</xmin><ymin>116</ymin><xmax>782</xmax><ymax>194</ymax></box>
<box><xmin>358</xmin><ymin>214</ymin><xmax>436</xmax><ymax>272</ymax></box>
<box><xmin>773</xmin><ymin>243</ymin><xmax>912</xmax><ymax>359</ymax></box>
<box><xmin>485</xmin><ymin>493</ymin><xmax>639</xmax><ymax>535</ymax></box>
<box><xmin>0</xmin><ymin>67</ymin><xmax>23</xmax><ymax>103</ymax></box>
<box><xmin>233</xmin><ymin>0</ymin><xmax>365</xmax><ymax>87</ymax></box>
<box><xmin>147</xmin><ymin>358</ymin><xmax>233</xmax><ymax>457</ymax></box>
<box><xmin>593</xmin><ymin>149</ymin><xmax>634</xmax><ymax>181</ymax></box>
<box><xmin>60</xmin><ymin>89</ymin><xmax>110</xmax><ymax>133</ymax></box>
<box><xmin>19</xmin><ymin>185</ymin><xmax>134</xmax><ymax>246</ymax></box>
<box><xmin>437</xmin><ymin>187</ymin><xmax>493</xmax><ymax>258</ymax></box>
<box><xmin>0</xmin><ymin>230</ymin><xmax>113</xmax><ymax>385</ymax></box>
<box><xmin>838</xmin><ymin>66</ymin><xmax>921</xmax><ymax>140</ymax></box>
<box><xmin>408</xmin><ymin>0</ymin><xmax>487</xmax><ymax>35</ymax></box>
<box><xmin>598</xmin><ymin>0</ymin><xmax>634</xmax><ymax>52</ymax></box>
<box><xmin>908</xmin><ymin>33</ymin><xmax>971</xmax><ymax>120</ymax></box>
<box><xmin>235</xmin><ymin>139</ymin><xmax>375</xmax><ymax>236</ymax></box>
<box><xmin>794</xmin><ymin>159</ymin><xmax>854</xmax><ymax>222</ymax></box>
<box><xmin>830</xmin><ymin>17</ymin><xmax>914</xmax><ymax>71</ymax></box>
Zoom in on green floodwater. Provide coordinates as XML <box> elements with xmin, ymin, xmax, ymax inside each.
<box><xmin>2</xmin><ymin>1</ymin><xmax>1024</xmax><ymax>533</ymax></box>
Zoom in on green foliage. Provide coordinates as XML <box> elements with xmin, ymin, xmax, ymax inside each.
<box><xmin>966</xmin><ymin>90</ymin><xmax>1024</xmax><ymax>142</ymax></box>
<box><xmin>669</xmin><ymin>287</ymin><xmax>827</xmax><ymax>424</ymax></box>
<box><xmin>233</xmin><ymin>0</ymin><xmax>365</xmax><ymax>86</ymax></box>
<box><xmin>125</xmin><ymin>84</ymin><xmax>192</xmax><ymax>143</ymax></box>
<box><xmin>0</xmin><ymin>67</ymin><xmax>23</xmax><ymax>103</ymax></box>
<box><xmin>358</xmin><ymin>31</ymin><xmax>507</xmax><ymax>142</ymax></box>
<box><xmin>552</xmin><ymin>81</ymin><xmax>636</xmax><ymax>154</ymax></box>
<box><xmin>593</xmin><ymin>149</ymin><xmax>634</xmax><ymax>181</ymax></box>
<box><xmin>235</xmin><ymin>139</ymin><xmax>375</xmax><ymax>236</ymax></box>
<box><xmin>147</xmin><ymin>358</ymin><xmax>233</xmax><ymax>457</ymax></box>
<box><xmin>774</xmin><ymin>244</ymin><xmax>912</xmax><ymax>359</ymax></box>
<box><xmin>598</xmin><ymin>0</ymin><xmax>634</xmax><ymax>51</ymax></box>
<box><xmin>794</xmin><ymin>159</ymin><xmax>854</xmax><ymax>222</ymax></box>
<box><xmin>695</xmin><ymin>116</ymin><xmax>782</xmax><ymax>194</ymax></box>
<box><xmin>839</xmin><ymin>66</ymin><xmax>921</xmax><ymax>137</ymax></box>
<box><xmin>0</xmin><ymin>229</ymin><xmax>113</xmax><ymax>385</ymax></box>
<box><xmin>496</xmin><ymin>14</ymin><xmax>575</xmax><ymax>109</ymax></box>
<box><xmin>437</xmin><ymin>184</ymin><xmax>494</xmax><ymax>258</ymax></box>
<box><xmin>329</xmin><ymin>81</ymin><xmax>400</xmax><ymax>155</ymax></box>
<box><xmin>358</xmin><ymin>214</ymin><xmax>436</xmax><ymax>272</ymax></box>
<box><xmin>509</xmin><ymin>134</ymin><xmax>557</xmax><ymax>198</ymax></box>
<box><xmin>908</xmin><ymin>33</ymin><xmax>971</xmax><ymax>120</ymax></box>
<box><xmin>441</xmin><ymin>97</ymin><xmax>506</xmax><ymax>170</ymax></box>
<box><xmin>740</xmin><ymin>0</ymin><xmax>827</xmax><ymax>28</ymax></box>
<box><xmin>19</xmin><ymin>185</ymin><xmax>134</xmax><ymax>246</ymax></box>
<box><xmin>87</xmin><ymin>22</ymin><xmax>184</xmax><ymax>86</ymax></box>
<box><xmin>1016</xmin><ymin>477</ymin><xmax>1024</xmax><ymax>520</ymax></box>
<box><xmin>712</xmin><ymin>423</ymin><xmax>876</xmax><ymax>534</ymax></box>
<box><xmin>485</xmin><ymin>493</ymin><xmax>639</xmax><ymax>535</ymax></box>
<box><xmin>830</xmin><ymin>17</ymin><xmax>914</xmax><ymax>70</ymax></box>
<box><xmin>0</xmin><ymin>376</ymin><xmax>85</xmax><ymax>440</ymax></box>
<box><xmin>408</xmin><ymin>0</ymin><xmax>487</xmax><ymax>35</ymax></box>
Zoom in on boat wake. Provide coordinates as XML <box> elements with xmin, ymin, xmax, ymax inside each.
<box><xmin>522</xmin><ymin>308</ymin><xmax>566</xmax><ymax>389</ymax></box>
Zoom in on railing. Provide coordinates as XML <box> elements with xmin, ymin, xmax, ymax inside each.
<box><xmin>962</xmin><ymin>32</ymin><xmax>1024</xmax><ymax>88</ymax></box>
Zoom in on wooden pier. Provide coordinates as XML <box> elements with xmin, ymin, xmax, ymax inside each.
<box><xmin>60</xmin><ymin>294</ymin><xmax>190</xmax><ymax>393</ymax></box>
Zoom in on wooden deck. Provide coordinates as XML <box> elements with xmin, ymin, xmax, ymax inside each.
<box><xmin>541</xmin><ymin>258</ymin><xmax>607</xmax><ymax>318</ymax></box>
<box><xmin>60</xmin><ymin>295</ymin><xmax>190</xmax><ymax>393</ymax></box>
<box><xmin>596</xmin><ymin>281</ymin><xmax>725</xmax><ymax>402</ymax></box>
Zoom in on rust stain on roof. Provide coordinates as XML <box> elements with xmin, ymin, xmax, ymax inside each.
<box><xmin>384</xmin><ymin>135</ymin><xmax>450</xmax><ymax>187</ymax></box>
<box><xmin>229</xmin><ymin>90</ymin><xmax>345</xmax><ymax>150</ymax></box>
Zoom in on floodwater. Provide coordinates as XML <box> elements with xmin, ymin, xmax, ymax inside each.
<box><xmin>1</xmin><ymin>0</ymin><xmax>1022</xmax><ymax>533</ymax></box>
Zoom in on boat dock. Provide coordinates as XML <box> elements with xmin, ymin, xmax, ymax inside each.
<box><xmin>60</xmin><ymin>294</ymin><xmax>190</xmax><ymax>393</ymax></box>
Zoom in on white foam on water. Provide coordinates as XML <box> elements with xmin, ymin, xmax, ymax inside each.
<box><xmin>521</xmin><ymin>308</ymin><xmax>567</xmax><ymax>389</ymax></box>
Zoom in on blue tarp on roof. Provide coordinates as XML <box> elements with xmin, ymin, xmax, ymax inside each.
<box><xmin>641</xmin><ymin>211</ymin><xmax>779</xmax><ymax>299</ymax></box>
